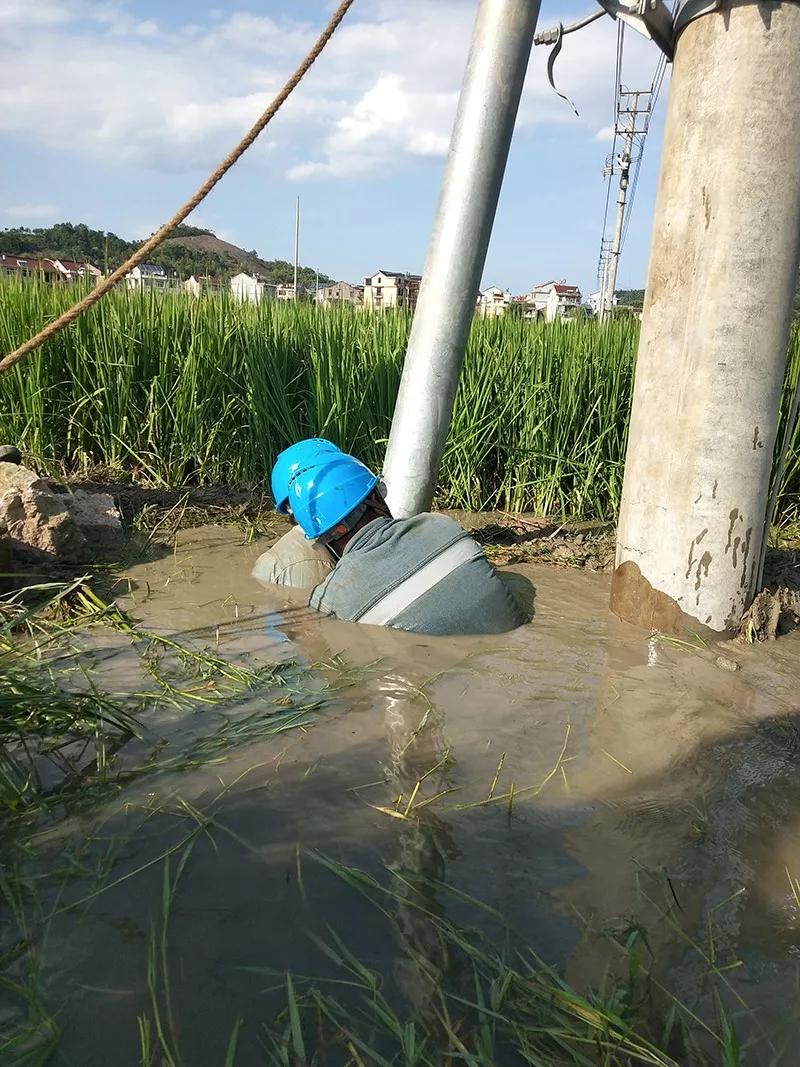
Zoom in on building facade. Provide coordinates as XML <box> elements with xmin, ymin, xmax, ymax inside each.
<box><xmin>316</xmin><ymin>281</ymin><xmax>363</xmax><ymax>307</ymax></box>
<box><xmin>231</xmin><ymin>272</ymin><xmax>273</xmax><ymax>304</ymax></box>
<box><xmin>477</xmin><ymin>285</ymin><xmax>511</xmax><ymax>318</ymax></box>
<box><xmin>184</xmin><ymin>274</ymin><xmax>221</xmax><ymax>297</ymax></box>
<box><xmin>1</xmin><ymin>254</ymin><xmax>100</xmax><ymax>282</ymax></box>
<box><xmin>52</xmin><ymin>259</ymin><xmax>102</xmax><ymax>282</ymax></box>
<box><xmin>275</xmin><ymin>283</ymin><xmax>297</xmax><ymax>302</ymax></box>
<box><xmin>363</xmin><ymin>270</ymin><xmax>421</xmax><ymax>312</ymax></box>
<box><xmin>588</xmin><ymin>290</ymin><xmax>618</xmax><ymax>316</ymax></box>
<box><xmin>125</xmin><ymin>263</ymin><xmax>169</xmax><ymax>291</ymax></box>
<box><xmin>529</xmin><ymin>281</ymin><xmax>582</xmax><ymax>322</ymax></box>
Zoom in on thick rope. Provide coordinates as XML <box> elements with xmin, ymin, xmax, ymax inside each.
<box><xmin>0</xmin><ymin>0</ymin><xmax>355</xmax><ymax>375</ymax></box>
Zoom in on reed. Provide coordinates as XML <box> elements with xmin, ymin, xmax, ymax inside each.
<box><xmin>1</xmin><ymin>279</ymin><xmax>798</xmax><ymax>520</ymax></box>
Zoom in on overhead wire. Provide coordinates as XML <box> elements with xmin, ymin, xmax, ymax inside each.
<box><xmin>619</xmin><ymin>38</ymin><xmax>671</xmax><ymax>251</ymax></box>
<box><xmin>0</xmin><ymin>0</ymin><xmax>356</xmax><ymax>374</ymax></box>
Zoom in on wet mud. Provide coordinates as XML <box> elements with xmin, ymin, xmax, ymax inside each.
<box><xmin>6</xmin><ymin>524</ymin><xmax>800</xmax><ymax>1064</ymax></box>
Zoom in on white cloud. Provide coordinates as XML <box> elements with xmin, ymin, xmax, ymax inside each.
<box><xmin>4</xmin><ymin>203</ymin><xmax>58</xmax><ymax>220</ymax></box>
<box><xmin>595</xmin><ymin>125</ymin><xmax>616</xmax><ymax>142</ymax></box>
<box><xmin>0</xmin><ymin>0</ymin><xmax>668</xmax><ymax>180</ymax></box>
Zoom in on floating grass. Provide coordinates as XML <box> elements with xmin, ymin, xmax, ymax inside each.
<box><xmin>0</xmin><ymin>577</ymin><xmax>337</xmax><ymax>820</ymax></box>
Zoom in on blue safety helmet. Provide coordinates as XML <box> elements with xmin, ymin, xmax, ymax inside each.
<box><xmin>270</xmin><ymin>438</ymin><xmax>341</xmax><ymax>514</ymax></box>
<box><xmin>288</xmin><ymin>451</ymin><xmax>379</xmax><ymax>541</ymax></box>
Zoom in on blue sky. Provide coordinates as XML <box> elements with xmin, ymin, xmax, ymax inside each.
<box><xmin>0</xmin><ymin>0</ymin><xmax>669</xmax><ymax>296</ymax></box>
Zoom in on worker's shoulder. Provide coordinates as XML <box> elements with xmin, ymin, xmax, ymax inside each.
<box><xmin>393</xmin><ymin>512</ymin><xmax>468</xmax><ymax>536</ymax></box>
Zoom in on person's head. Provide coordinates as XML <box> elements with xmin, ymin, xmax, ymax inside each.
<box><xmin>288</xmin><ymin>449</ymin><xmax>389</xmax><ymax>553</ymax></box>
<box><xmin>270</xmin><ymin>438</ymin><xmax>340</xmax><ymax>516</ymax></box>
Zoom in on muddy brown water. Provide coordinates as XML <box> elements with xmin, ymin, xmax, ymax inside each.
<box><xmin>9</xmin><ymin>525</ymin><xmax>800</xmax><ymax>1064</ymax></box>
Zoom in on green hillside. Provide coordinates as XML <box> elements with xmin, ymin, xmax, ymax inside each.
<box><xmin>0</xmin><ymin>222</ymin><xmax>333</xmax><ymax>290</ymax></box>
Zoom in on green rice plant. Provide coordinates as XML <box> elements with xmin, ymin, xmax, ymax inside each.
<box><xmin>1</xmin><ymin>278</ymin><xmax>798</xmax><ymax>521</ymax></box>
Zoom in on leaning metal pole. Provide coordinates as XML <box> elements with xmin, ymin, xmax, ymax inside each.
<box><xmin>611</xmin><ymin>0</ymin><xmax>800</xmax><ymax>635</ymax></box>
<box><xmin>382</xmin><ymin>0</ymin><xmax>541</xmax><ymax>517</ymax></box>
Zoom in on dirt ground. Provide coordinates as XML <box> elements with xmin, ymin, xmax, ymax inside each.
<box><xmin>24</xmin><ymin>478</ymin><xmax>800</xmax><ymax>642</ymax></box>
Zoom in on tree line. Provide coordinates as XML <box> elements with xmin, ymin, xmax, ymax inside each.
<box><xmin>0</xmin><ymin>222</ymin><xmax>332</xmax><ymax>290</ymax></box>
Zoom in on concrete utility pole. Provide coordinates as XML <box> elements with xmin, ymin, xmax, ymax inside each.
<box><xmin>602</xmin><ymin>94</ymin><xmax>637</xmax><ymax>318</ymax></box>
<box><xmin>382</xmin><ymin>0</ymin><xmax>541</xmax><ymax>517</ymax></box>
<box><xmin>293</xmin><ymin>195</ymin><xmax>300</xmax><ymax>301</ymax></box>
<box><xmin>611</xmin><ymin>1</ymin><xmax>800</xmax><ymax>635</ymax></box>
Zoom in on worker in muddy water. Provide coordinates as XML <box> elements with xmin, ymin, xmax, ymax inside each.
<box><xmin>275</xmin><ymin>444</ymin><xmax>527</xmax><ymax>636</ymax></box>
<box><xmin>251</xmin><ymin>438</ymin><xmax>338</xmax><ymax>589</ymax></box>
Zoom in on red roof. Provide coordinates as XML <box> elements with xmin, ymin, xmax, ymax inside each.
<box><xmin>554</xmin><ymin>284</ymin><xmax>579</xmax><ymax>295</ymax></box>
<box><xmin>55</xmin><ymin>259</ymin><xmax>100</xmax><ymax>274</ymax></box>
<box><xmin>0</xmin><ymin>254</ymin><xmax>60</xmax><ymax>274</ymax></box>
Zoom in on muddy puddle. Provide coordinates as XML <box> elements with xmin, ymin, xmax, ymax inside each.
<box><xmin>6</xmin><ymin>524</ymin><xmax>800</xmax><ymax>1064</ymax></box>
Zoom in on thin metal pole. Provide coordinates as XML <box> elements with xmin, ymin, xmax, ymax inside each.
<box><xmin>293</xmin><ymin>195</ymin><xmax>300</xmax><ymax>300</ymax></box>
<box><xmin>382</xmin><ymin>0</ymin><xmax>540</xmax><ymax>517</ymax></box>
<box><xmin>611</xmin><ymin>2</ymin><xmax>800</xmax><ymax>634</ymax></box>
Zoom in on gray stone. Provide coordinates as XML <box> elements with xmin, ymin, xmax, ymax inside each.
<box><xmin>0</xmin><ymin>445</ymin><xmax>21</xmax><ymax>464</ymax></box>
<box><xmin>62</xmin><ymin>490</ymin><xmax>124</xmax><ymax>552</ymax></box>
<box><xmin>0</xmin><ymin>462</ymin><xmax>123</xmax><ymax>563</ymax></box>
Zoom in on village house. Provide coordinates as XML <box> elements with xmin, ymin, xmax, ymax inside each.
<box><xmin>316</xmin><ymin>281</ymin><xmax>363</xmax><ymax>307</ymax></box>
<box><xmin>588</xmin><ymin>290</ymin><xmax>618</xmax><ymax>316</ymax></box>
<box><xmin>276</xmin><ymin>283</ymin><xmax>297</xmax><ymax>302</ymax></box>
<box><xmin>0</xmin><ymin>254</ymin><xmax>101</xmax><ymax>282</ymax></box>
<box><xmin>0</xmin><ymin>254</ymin><xmax>61</xmax><ymax>280</ymax></box>
<box><xmin>125</xmin><ymin>263</ymin><xmax>169</xmax><ymax>291</ymax></box>
<box><xmin>363</xmin><ymin>270</ymin><xmax>421</xmax><ymax>312</ymax></box>
<box><xmin>529</xmin><ymin>280</ymin><xmax>582</xmax><ymax>322</ymax></box>
<box><xmin>231</xmin><ymin>272</ymin><xmax>273</xmax><ymax>304</ymax></box>
<box><xmin>52</xmin><ymin>259</ymin><xmax>102</xmax><ymax>283</ymax></box>
<box><xmin>477</xmin><ymin>285</ymin><xmax>511</xmax><ymax>318</ymax></box>
<box><xmin>184</xmin><ymin>274</ymin><xmax>221</xmax><ymax>297</ymax></box>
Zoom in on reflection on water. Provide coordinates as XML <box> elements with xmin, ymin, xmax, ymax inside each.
<box><xmin>7</xmin><ymin>525</ymin><xmax>800</xmax><ymax>1064</ymax></box>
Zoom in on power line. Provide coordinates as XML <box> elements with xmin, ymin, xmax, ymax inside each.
<box><xmin>596</xmin><ymin>11</ymin><xmax>674</xmax><ymax>310</ymax></box>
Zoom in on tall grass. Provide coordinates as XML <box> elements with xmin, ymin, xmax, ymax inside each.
<box><xmin>1</xmin><ymin>278</ymin><xmax>798</xmax><ymax>519</ymax></box>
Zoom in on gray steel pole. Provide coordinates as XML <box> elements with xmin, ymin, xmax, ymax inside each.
<box><xmin>611</xmin><ymin>1</ymin><xmax>800</xmax><ymax>635</ymax></box>
<box><xmin>382</xmin><ymin>0</ymin><xmax>540</xmax><ymax>517</ymax></box>
<box><xmin>602</xmin><ymin>104</ymin><xmax>636</xmax><ymax>320</ymax></box>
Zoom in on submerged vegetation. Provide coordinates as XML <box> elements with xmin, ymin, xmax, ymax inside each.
<box><xmin>2</xmin><ymin>279</ymin><xmax>799</xmax><ymax>521</ymax></box>
<box><xmin>1</xmin><ymin>579</ymin><xmax>796</xmax><ymax>1064</ymax></box>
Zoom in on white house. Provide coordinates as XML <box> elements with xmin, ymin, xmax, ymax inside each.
<box><xmin>184</xmin><ymin>274</ymin><xmax>220</xmax><ymax>297</ymax></box>
<box><xmin>316</xmin><ymin>281</ymin><xmax>363</xmax><ymax>307</ymax></box>
<box><xmin>588</xmin><ymin>290</ymin><xmax>618</xmax><ymax>316</ymax></box>
<box><xmin>529</xmin><ymin>281</ymin><xmax>582</xmax><ymax>322</ymax></box>
<box><xmin>52</xmin><ymin>259</ymin><xmax>102</xmax><ymax>282</ymax></box>
<box><xmin>363</xmin><ymin>270</ymin><xmax>421</xmax><ymax>312</ymax></box>
<box><xmin>477</xmin><ymin>285</ymin><xmax>511</xmax><ymax>318</ymax></box>
<box><xmin>276</xmin><ymin>283</ymin><xmax>297</xmax><ymax>302</ymax></box>
<box><xmin>125</xmin><ymin>263</ymin><xmax>168</xmax><ymax>291</ymax></box>
<box><xmin>231</xmin><ymin>272</ymin><xmax>273</xmax><ymax>304</ymax></box>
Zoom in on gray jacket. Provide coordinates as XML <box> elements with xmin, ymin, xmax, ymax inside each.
<box><xmin>308</xmin><ymin>513</ymin><xmax>524</xmax><ymax>635</ymax></box>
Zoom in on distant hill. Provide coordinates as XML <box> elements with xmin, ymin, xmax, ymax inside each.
<box><xmin>0</xmin><ymin>222</ymin><xmax>334</xmax><ymax>290</ymax></box>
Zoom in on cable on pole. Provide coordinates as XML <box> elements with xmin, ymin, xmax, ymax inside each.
<box><xmin>0</xmin><ymin>0</ymin><xmax>356</xmax><ymax>375</ymax></box>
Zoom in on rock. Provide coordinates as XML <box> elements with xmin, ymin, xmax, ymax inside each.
<box><xmin>62</xmin><ymin>490</ymin><xmax>124</xmax><ymax>553</ymax></box>
<box><xmin>0</xmin><ymin>445</ymin><xmax>21</xmax><ymax>464</ymax></box>
<box><xmin>0</xmin><ymin>533</ymin><xmax>12</xmax><ymax>593</ymax></box>
<box><xmin>0</xmin><ymin>462</ymin><xmax>123</xmax><ymax>563</ymax></box>
<box><xmin>0</xmin><ymin>461</ymin><xmax>43</xmax><ymax>495</ymax></box>
<box><xmin>739</xmin><ymin>587</ymin><xmax>800</xmax><ymax>642</ymax></box>
<box><xmin>715</xmin><ymin>654</ymin><xmax>741</xmax><ymax>673</ymax></box>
